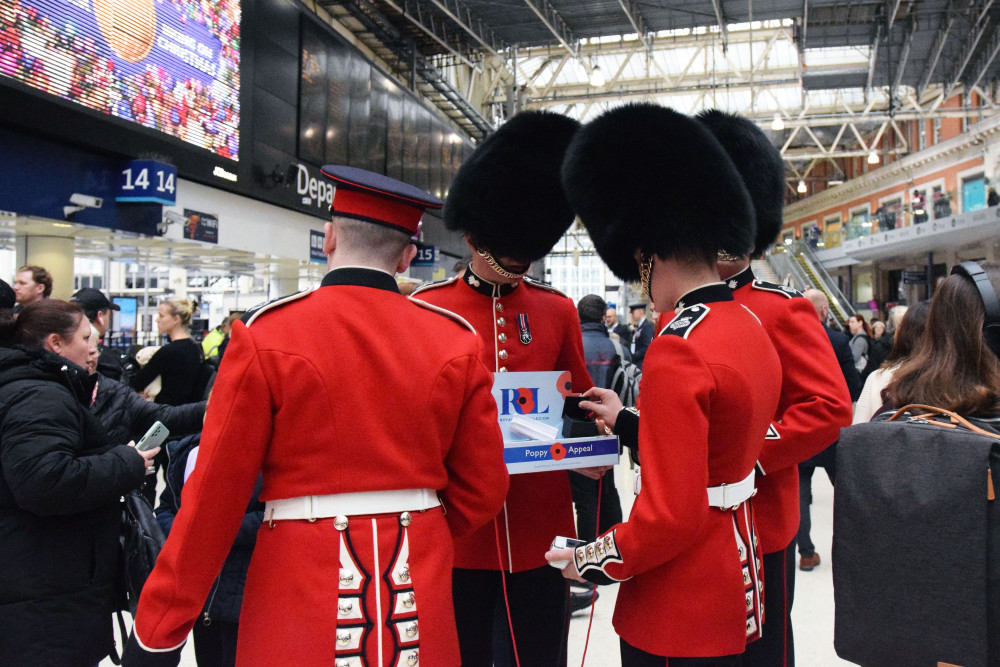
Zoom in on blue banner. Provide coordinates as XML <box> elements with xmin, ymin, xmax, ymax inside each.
<box><xmin>310</xmin><ymin>230</ymin><xmax>326</xmax><ymax>263</ymax></box>
<box><xmin>503</xmin><ymin>436</ymin><xmax>619</xmax><ymax>475</ymax></box>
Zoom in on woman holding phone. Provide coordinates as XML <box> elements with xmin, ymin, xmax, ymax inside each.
<box><xmin>0</xmin><ymin>299</ymin><xmax>157</xmax><ymax>666</ymax></box>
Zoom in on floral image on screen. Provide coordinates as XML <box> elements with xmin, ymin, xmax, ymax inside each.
<box><xmin>0</xmin><ymin>0</ymin><xmax>240</xmax><ymax>160</ymax></box>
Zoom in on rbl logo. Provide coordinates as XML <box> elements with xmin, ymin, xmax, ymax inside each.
<box><xmin>499</xmin><ymin>387</ymin><xmax>550</xmax><ymax>416</ymax></box>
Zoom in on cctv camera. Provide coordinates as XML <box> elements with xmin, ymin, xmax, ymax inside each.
<box><xmin>63</xmin><ymin>205</ymin><xmax>84</xmax><ymax>219</ymax></box>
<box><xmin>69</xmin><ymin>193</ymin><xmax>103</xmax><ymax>209</ymax></box>
<box><xmin>163</xmin><ymin>211</ymin><xmax>186</xmax><ymax>226</ymax></box>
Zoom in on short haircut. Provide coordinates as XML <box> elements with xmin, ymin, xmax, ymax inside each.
<box><xmin>578</xmin><ymin>294</ymin><xmax>607</xmax><ymax>324</ymax></box>
<box><xmin>18</xmin><ymin>265</ymin><xmax>53</xmax><ymax>298</ymax></box>
<box><xmin>333</xmin><ymin>217</ymin><xmax>412</xmax><ymax>261</ymax></box>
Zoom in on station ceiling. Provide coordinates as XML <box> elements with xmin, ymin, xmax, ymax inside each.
<box><xmin>319</xmin><ymin>0</ymin><xmax>1000</xmax><ymax>192</ymax></box>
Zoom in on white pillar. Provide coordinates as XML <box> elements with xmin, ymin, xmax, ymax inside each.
<box><xmin>16</xmin><ymin>234</ymin><xmax>75</xmax><ymax>299</ymax></box>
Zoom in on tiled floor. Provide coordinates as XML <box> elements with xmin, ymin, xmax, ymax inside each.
<box><xmin>105</xmin><ymin>466</ymin><xmax>851</xmax><ymax>666</ymax></box>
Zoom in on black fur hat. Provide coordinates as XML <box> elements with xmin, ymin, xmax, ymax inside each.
<box><xmin>561</xmin><ymin>103</ymin><xmax>755</xmax><ymax>282</ymax></box>
<box><xmin>443</xmin><ymin>111</ymin><xmax>580</xmax><ymax>261</ymax></box>
<box><xmin>696</xmin><ymin>109</ymin><xmax>786</xmax><ymax>257</ymax></box>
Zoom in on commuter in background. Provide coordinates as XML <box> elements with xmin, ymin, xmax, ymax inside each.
<box><xmin>853</xmin><ymin>302</ymin><xmax>930</xmax><ymax>424</ymax></box>
<box><xmin>628</xmin><ymin>302</ymin><xmax>653</xmax><ymax>369</ymax></box>
<box><xmin>130</xmin><ymin>298</ymin><xmax>204</xmax><ymax>405</ymax></box>
<box><xmin>12</xmin><ymin>264</ymin><xmax>51</xmax><ymax>311</ymax></box>
<box><xmin>988</xmin><ymin>187</ymin><xmax>999</xmax><ymax>207</ymax></box>
<box><xmin>200</xmin><ymin>315</ymin><xmax>232</xmax><ymax>359</ymax></box>
<box><xmin>797</xmin><ymin>289</ymin><xmax>862</xmax><ymax>572</ymax></box>
<box><xmin>846</xmin><ymin>313</ymin><xmax>872</xmax><ymax>374</ymax></box>
<box><xmin>0</xmin><ymin>299</ymin><xmax>157</xmax><ymax>666</ymax></box>
<box><xmin>72</xmin><ymin>287</ymin><xmax>127</xmax><ymax>381</ymax></box>
<box><xmin>155</xmin><ymin>433</ymin><xmax>263</xmax><ymax>667</ymax></box>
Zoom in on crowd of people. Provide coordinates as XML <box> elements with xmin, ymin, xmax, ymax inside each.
<box><xmin>2</xmin><ymin>105</ymin><xmax>998</xmax><ymax>667</ymax></box>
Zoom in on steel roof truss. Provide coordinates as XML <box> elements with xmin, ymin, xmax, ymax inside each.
<box><xmin>616</xmin><ymin>0</ymin><xmax>651</xmax><ymax>49</ymax></box>
<box><xmin>967</xmin><ymin>25</ymin><xmax>1000</xmax><ymax>92</ymax></box>
<box><xmin>522</xmin><ymin>0</ymin><xmax>579</xmax><ymax>58</ymax></box>
<box><xmin>919</xmin><ymin>0</ymin><xmax>957</xmax><ymax>96</ymax></box>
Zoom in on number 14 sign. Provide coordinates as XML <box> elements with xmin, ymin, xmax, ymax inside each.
<box><xmin>117</xmin><ymin>160</ymin><xmax>178</xmax><ymax>206</ymax></box>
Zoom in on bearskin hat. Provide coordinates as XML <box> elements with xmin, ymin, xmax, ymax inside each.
<box><xmin>443</xmin><ymin>110</ymin><xmax>580</xmax><ymax>261</ymax></box>
<box><xmin>696</xmin><ymin>109</ymin><xmax>786</xmax><ymax>257</ymax></box>
<box><xmin>561</xmin><ymin>103</ymin><xmax>755</xmax><ymax>282</ymax></box>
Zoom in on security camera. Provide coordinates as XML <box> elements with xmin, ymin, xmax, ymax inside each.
<box><xmin>63</xmin><ymin>206</ymin><xmax>84</xmax><ymax>219</ymax></box>
<box><xmin>69</xmin><ymin>193</ymin><xmax>103</xmax><ymax>209</ymax></box>
<box><xmin>163</xmin><ymin>211</ymin><xmax>186</xmax><ymax>225</ymax></box>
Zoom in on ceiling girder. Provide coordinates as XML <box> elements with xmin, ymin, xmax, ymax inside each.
<box><xmin>967</xmin><ymin>24</ymin><xmax>1000</xmax><ymax>91</ymax></box>
<box><xmin>617</xmin><ymin>0</ymin><xmax>651</xmax><ymax>49</ymax></box>
<box><xmin>710</xmin><ymin>0</ymin><xmax>730</xmax><ymax>51</ymax></box>
<box><xmin>522</xmin><ymin>0</ymin><xmax>579</xmax><ymax>59</ymax></box>
<box><xmin>918</xmin><ymin>0</ymin><xmax>957</xmax><ymax>96</ymax></box>
<box><xmin>944</xmin><ymin>1</ymin><xmax>994</xmax><ymax>99</ymax></box>
<box><xmin>892</xmin><ymin>16</ymin><xmax>917</xmax><ymax>97</ymax></box>
<box><xmin>425</xmin><ymin>0</ymin><xmax>506</xmax><ymax>59</ymax></box>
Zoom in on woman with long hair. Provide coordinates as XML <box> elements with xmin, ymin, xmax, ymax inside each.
<box><xmin>0</xmin><ymin>299</ymin><xmax>158</xmax><ymax>666</ymax></box>
<box><xmin>130</xmin><ymin>298</ymin><xmax>204</xmax><ymax>405</ymax></box>
<box><xmin>884</xmin><ymin>265</ymin><xmax>1000</xmax><ymax>416</ymax></box>
<box><xmin>846</xmin><ymin>313</ymin><xmax>872</xmax><ymax>374</ymax></box>
<box><xmin>852</xmin><ymin>301</ymin><xmax>931</xmax><ymax>423</ymax></box>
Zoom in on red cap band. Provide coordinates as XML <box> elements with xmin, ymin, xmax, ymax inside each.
<box><xmin>331</xmin><ymin>188</ymin><xmax>425</xmax><ymax>235</ymax></box>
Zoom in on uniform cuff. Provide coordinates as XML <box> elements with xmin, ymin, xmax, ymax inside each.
<box><xmin>121</xmin><ymin>631</ymin><xmax>185</xmax><ymax>667</ymax></box>
<box><xmin>574</xmin><ymin>530</ymin><xmax>630</xmax><ymax>585</ymax></box>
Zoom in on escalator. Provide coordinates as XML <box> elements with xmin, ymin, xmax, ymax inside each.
<box><xmin>766</xmin><ymin>241</ymin><xmax>855</xmax><ymax>327</ymax></box>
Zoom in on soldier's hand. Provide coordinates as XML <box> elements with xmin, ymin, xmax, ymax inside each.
<box><xmin>579</xmin><ymin>387</ymin><xmax>624</xmax><ymax>429</ymax></box>
<box><xmin>544</xmin><ymin>547</ymin><xmax>586</xmax><ymax>582</ymax></box>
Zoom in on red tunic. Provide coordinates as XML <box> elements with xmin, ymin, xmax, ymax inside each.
<box><xmin>130</xmin><ymin>268</ymin><xmax>509</xmax><ymax>667</ymax></box>
<box><xmin>413</xmin><ymin>269</ymin><xmax>593</xmax><ymax>571</ymax></box>
<box><xmin>727</xmin><ymin>266</ymin><xmax>853</xmax><ymax>553</ymax></box>
<box><xmin>575</xmin><ymin>283</ymin><xmax>782</xmax><ymax>657</ymax></box>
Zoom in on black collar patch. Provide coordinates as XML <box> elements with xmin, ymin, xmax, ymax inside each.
<box><xmin>726</xmin><ymin>265</ymin><xmax>755</xmax><ymax>291</ymax></box>
<box><xmin>321</xmin><ymin>268</ymin><xmax>400</xmax><ymax>293</ymax></box>
<box><xmin>463</xmin><ymin>267</ymin><xmax>519</xmax><ymax>298</ymax></box>
<box><xmin>675</xmin><ymin>282</ymin><xmax>733</xmax><ymax>310</ymax></box>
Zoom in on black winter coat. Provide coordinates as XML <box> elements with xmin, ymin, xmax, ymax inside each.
<box><xmin>91</xmin><ymin>374</ymin><xmax>206</xmax><ymax>447</ymax></box>
<box><xmin>0</xmin><ymin>345</ymin><xmax>147</xmax><ymax>666</ymax></box>
<box><xmin>155</xmin><ymin>435</ymin><xmax>263</xmax><ymax>625</ymax></box>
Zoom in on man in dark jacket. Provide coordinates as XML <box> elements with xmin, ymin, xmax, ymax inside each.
<box><xmin>798</xmin><ymin>289</ymin><xmax>862</xmax><ymax>571</ymax></box>
<box><xmin>72</xmin><ymin>287</ymin><xmax>126</xmax><ymax>381</ymax></box>
<box><xmin>628</xmin><ymin>302</ymin><xmax>654</xmax><ymax>369</ymax></box>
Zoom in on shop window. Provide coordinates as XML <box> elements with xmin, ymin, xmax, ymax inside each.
<box><xmin>962</xmin><ymin>173</ymin><xmax>986</xmax><ymax>213</ymax></box>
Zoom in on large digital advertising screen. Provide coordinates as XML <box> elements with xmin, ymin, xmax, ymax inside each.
<box><xmin>0</xmin><ymin>0</ymin><xmax>240</xmax><ymax>160</ymax></box>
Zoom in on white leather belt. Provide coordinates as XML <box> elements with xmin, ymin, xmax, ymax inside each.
<box><xmin>706</xmin><ymin>470</ymin><xmax>756</xmax><ymax>509</ymax></box>
<box><xmin>265</xmin><ymin>489</ymin><xmax>440</xmax><ymax>522</ymax></box>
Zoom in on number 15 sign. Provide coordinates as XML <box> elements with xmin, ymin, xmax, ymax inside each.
<box><xmin>117</xmin><ymin>160</ymin><xmax>178</xmax><ymax>206</ymax></box>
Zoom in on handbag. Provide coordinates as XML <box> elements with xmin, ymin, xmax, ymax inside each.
<box><xmin>108</xmin><ymin>485</ymin><xmax>166</xmax><ymax>664</ymax></box>
<box><xmin>834</xmin><ymin>404</ymin><xmax>1000</xmax><ymax>667</ymax></box>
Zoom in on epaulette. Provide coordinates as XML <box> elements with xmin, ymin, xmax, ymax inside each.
<box><xmin>407</xmin><ymin>297</ymin><xmax>477</xmax><ymax>334</ymax></box>
<box><xmin>410</xmin><ymin>276</ymin><xmax>459</xmax><ymax>296</ymax></box>
<box><xmin>659</xmin><ymin>303</ymin><xmax>710</xmax><ymax>339</ymax></box>
<box><xmin>523</xmin><ymin>276</ymin><xmax>569</xmax><ymax>298</ymax></box>
<box><xmin>751</xmin><ymin>280</ymin><xmax>802</xmax><ymax>299</ymax></box>
<box><xmin>242</xmin><ymin>290</ymin><xmax>313</xmax><ymax>327</ymax></box>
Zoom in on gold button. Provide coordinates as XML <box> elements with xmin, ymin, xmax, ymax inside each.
<box><xmin>400</xmin><ymin>512</ymin><xmax>412</xmax><ymax>527</ymax></box>
<box><xmin>338</xmin><ymin>600</ymin><xmax>353</xmax><ymax>615</ymax></box>
<box><xmin>334</xmin><ymin>515</ymin><xmax>348</xmax><ymax>531</ymax></box>
<box><xmin>497</xmin><ymin>317</ymin><xmax>506</xmax><ymax>327</ymax></box>
<box><xmin>498</xmin><ymin>333</ymin><xmax>507</xmax><ymax>343</ymax></box>
<box><xmin>753</xmin><ymin>535</ymin><xmax>758</xmax><ymax>548</ymax></box>
<box><xmin>339</xmin><ymin>569</ymin><xmax>355</xmax><ymax>585</ymax></box>
<box><xmin>403</xmin><ymin>592</ymin><xmax>415</xmax><ymax>608</ymax></box>
<box><xmin>496</xmin><ymin>303</ymin><xmax>504</xmax><ymax>312</ymax></box>
<box><xmin>337</xmin><ymin>631</ymin><xmax>352</xmax><ymax>646</ymax></box>
<box><xmin>406</xmin><ymin>650</ymin><xmax>419</xmax><ymax>666</ymax></box>
<box><xmin>498</xmin><ymin>350</ymin><xmax>508</xmax><ymax>360</ymax></box>
<box><xmin>498</xmin><ymin>367</ymin><xmax>508</xmax><ymax>372</ymax></box>
<box><xmin>399</xmin><ymin>564</ymin><xmax>410</xmax><ymax>582</ymax></box>
<box><xmin>405</xmin><ymin>621</ymin><xmax>418</xmax><ymax>638</ymax></box>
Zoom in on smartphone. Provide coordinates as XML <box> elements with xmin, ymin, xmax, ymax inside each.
<box><xmin>562</xmin><ymin>395</ymin><xmax>591</xmax><ymax>422</ymax></box>
<box><xmin>549</xmin><ymin>536</ymin><xmax>587</xmax><ymax>569</ymax></box>
<box><xmin>136</xmin><ymin>421</ymin><xmax>170</xmax><ymax>452</ymax></box>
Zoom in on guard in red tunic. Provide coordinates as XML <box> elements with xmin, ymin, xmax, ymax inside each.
<box><xmin>550</xmin><ymin>103</ymin><xmax>782</xmax><ymax>665</ymax></box>
<box><xmin>697</xmin><ymin>110</ymin><xmax>854</xmax><ymax>667</ymax></box>
<box><xmin>413</xmin><ymin>110</ymin><xmax>593</xmax><ymax>666</ymax></box>
<box><xmin>122</xmin><ymin>166</ymin><xmax>510</xmax><ymax>667</ymax></box>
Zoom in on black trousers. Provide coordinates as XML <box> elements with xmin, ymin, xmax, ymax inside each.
<box><xmin>452</xmin><ymin>565</ymin><xmax>569</xmax><ymax>667</ymax></box>
<box><xmin>742</xmin><ymin>540</ymin><xmax>796</xmax><ymax>667</ymax></box>
<box><xmin>569</xmin><ymin>469</ymin><xmax>623</xmax><ymax>542</ymax></box>
<box><xmin>620</xmin><ymin>639</ymin><xmax>743</xmax><ymax>667</ymax></box>
<box><xmin>797</xmin><ymin>444</ymin><xmax>837</xmax><ymax>557</ymax></box>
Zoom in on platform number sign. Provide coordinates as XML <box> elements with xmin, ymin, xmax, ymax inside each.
<box><xmin>413</xmin><ymin>243</ymin><xmax>436</xmax><ymax>267</ymax></box>
<box><xmin>117</xmin><ymin>160</ymin><xmax>178</xmax><ymax>205</ymax></box>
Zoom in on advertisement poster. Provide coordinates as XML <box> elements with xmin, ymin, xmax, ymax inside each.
<box><xmin>0</xmin><ymin>0</ymin><xmax>241</xmax><ymax>160</ymax></box>
<box><xmin>182</xmin><ymin>208</ymin><xmax>218</xmax><ymax>243</ymax></box>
